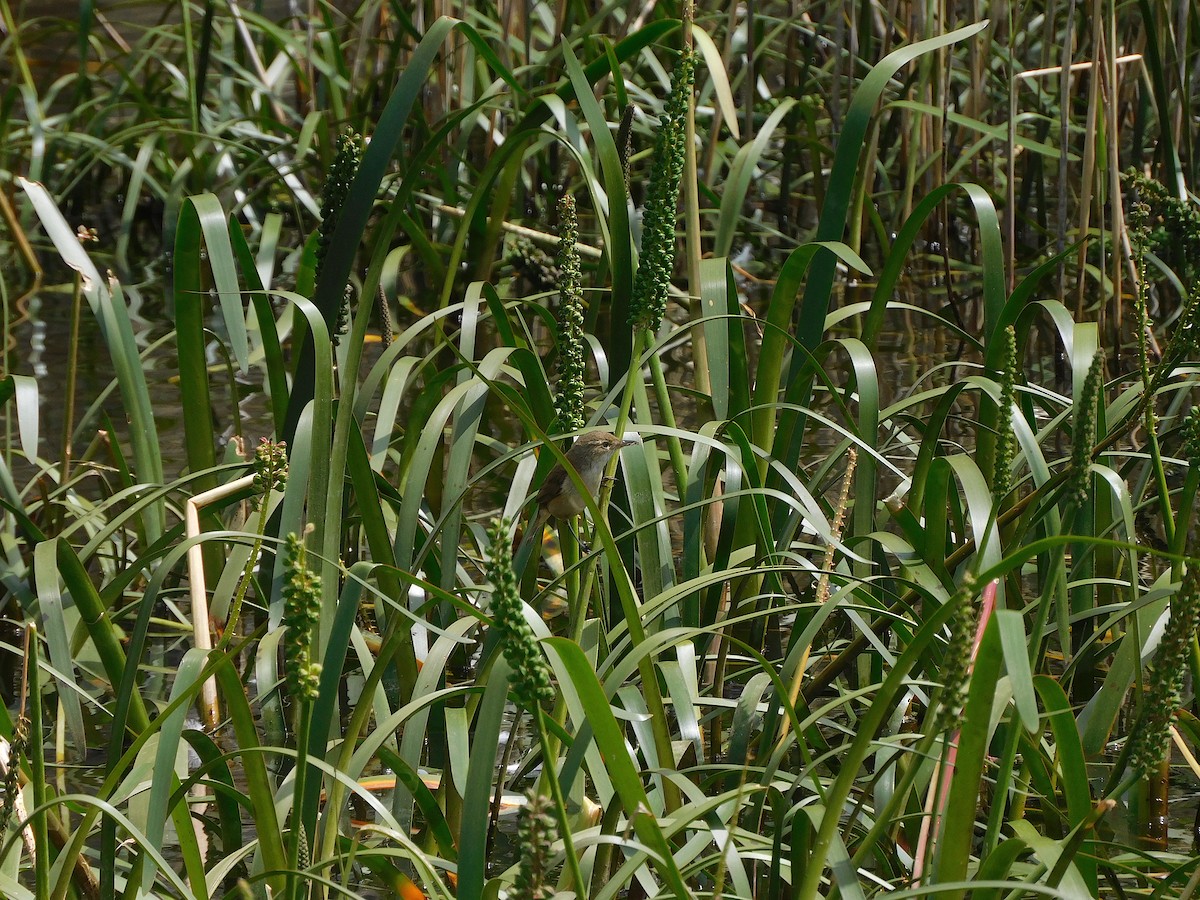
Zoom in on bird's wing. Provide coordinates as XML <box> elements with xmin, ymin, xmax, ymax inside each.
<box><xmin>536</xmin><ymin>465</ymin><xmax>569</xmax><ymax>508</ymax></box>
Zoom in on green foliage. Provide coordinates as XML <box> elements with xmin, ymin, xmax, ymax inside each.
<box><xmin>7</xmin><ymin>2</ymin><xmax>1200</xmax><ymax>898</ymax></box>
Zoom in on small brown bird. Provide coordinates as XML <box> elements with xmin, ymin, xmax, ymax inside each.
<box><xmin>525</xmin><ymin>430</ymin><xmax>637</xmax><ymax>547</ymax></box>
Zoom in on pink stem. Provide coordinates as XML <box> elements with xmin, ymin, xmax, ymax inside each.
<box><xmin>911</xmin><ymin>579</ymin><xmax>998</xmax><ymax>885</ymax></box>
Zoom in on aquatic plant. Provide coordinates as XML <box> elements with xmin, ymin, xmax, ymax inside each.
<box><xmin>4</xmin><ymin>2</ymin><xmax>1200</xmax><ymax>898</ymax></box>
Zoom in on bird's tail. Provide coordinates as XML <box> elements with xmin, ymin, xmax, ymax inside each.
<box><xmin>511</xmin><ymin>506</ymin><xmax>550</xmax><ymax>559</ymax></box>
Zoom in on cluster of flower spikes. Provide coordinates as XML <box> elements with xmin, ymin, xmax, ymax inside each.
<box><xmin>933</xmin><ymin>574</ymin><xmax>979</xmax><ymax>736</ymax></box>
<box><xmin>629</xmin><ymin>45</ymin><xmax>695</xmax><ymax>332</ymax></box>
<box><xmin>1068</xmin><ymin>352</ymin><xmax>1103</xmax><ymax>510</ymax></box>
<box><xmin>1125</xmin><ymin>407</ymin><xmax>1200</xmax><ymax>772</ymax></box>
<box><xmin>314</xmin><ymin>131</ymin><xmax>363</xmax><ymax>344</ymax></box>
<box><xmin>1123</xmin><ymin>168</ymin><xmax>1200</xmax><ymax>286</ymax></box>
<box><xmin>554</xmin><ymin>194</ymin><xmax>586</xmax><ymax>433</ymax></box>
<box><xmin>1124</xmin><ymin>176</ymin><xmax>1200</xmax><ymax>382</ymax></box>
<box><xmin>282</xmin><ymin>531</ymin><xmax>322</xmax><ymax>701</ymax></box>
<box><xmin>0</xmin><ymin>717</ymin><xmax>27</xmax><ymax>830</ymax></box>
<box><xmin>992</xmin><ymin>324</ymin><xmax>1018</xmax><ymax>501</ymax></box>
<box><xmin>252</xmin><ymin>438</ymin><xmax>287</xmax><ymax>500</ymax></box>
<box><xmin>1127</xmin><ymin>561</ymin><xmax>1200</xmax><ymax>772</ymax></box>
<box><xmin>508</xmin><ymin>236</ymin><xmax>562</xmax><ymax>293</ymax></box>
<box><xmin>486</xmin><ymin>518</ymin><xmax>554</xmax><ymax>709</ymax></box>
<box><xmin>511</xmin><ymin>792</ymin><xmax>557</xmax><ymax>900</ymax></box>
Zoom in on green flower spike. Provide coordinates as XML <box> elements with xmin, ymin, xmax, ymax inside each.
<box><xmin>1068</xmin><ymin>352</ymin><xmax>1103</xmax><ymax>509</ymax></box>
<box><xmin>1128</xmin><ymin>564</ymin><xmax>1200</xmax><ymax>772</ymax></box>
<box><xmin>934</xmin><ymin>574</ymin><xmax>978</xmax><ymax>735</ymax></box>
<box><xmin>252</xmin><ymin>437</ymin><xmax>288</xmax><ymax>498</ymax></box>
<box><xmin>993</xmin><ymin>325</ymin><xmax>1017</xmax><ymax>501</ymax></box>
<box><xmin>511</xmin><ymin>792</ymin><xmax>557</xmax><ymax>900</ymax></box>
<box><xmin>315</xmin><ymin>131</ymin><xmax>362</xmax><ymax>283</ymax></box>
<box><xmin>554</xmin><ymin>194</ymin><xmax>586</xmax><ymax>434</ymax></box>
<box><xmin>630</xmin><ymin>46</ymin><xmax>695</xmax><ymax>332</ymax></box>
<box><xmin>486</xmin><ymin>519</ymin><xmax>553</xmax><ymax>709</ymax></box>
<box><xmin>282</xmin><ymin>530</ymin><xmax>322</xmax><ymax>702</ymax></box>
<box><xmin>0</xmin><ymin>718</ymin><xmax>27</xmax><ymax>831</ymax></box>
<box><xmin>1183</xmin><ymin>407</ymin><xmax>1200</xmax><ymax>466</ymax></box>
<box><xmin>315</xmin><ymin>131</ymin><xmax>363</xmax><ymax>346</ymax></box>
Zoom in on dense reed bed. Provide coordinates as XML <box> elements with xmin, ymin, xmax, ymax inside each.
<box><xmin>4</xmin><ymin>0</ymin><xmax>1200</xmax><ymax>897</ymax></box>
